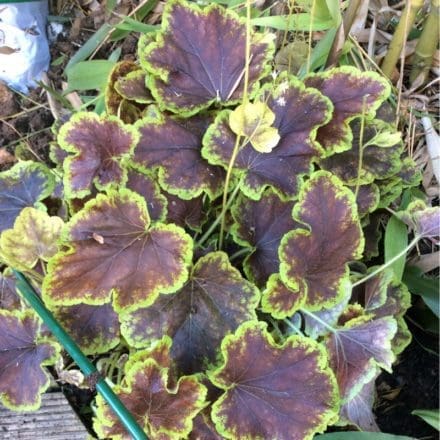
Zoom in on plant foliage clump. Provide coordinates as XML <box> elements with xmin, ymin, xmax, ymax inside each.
<box><xmin>0</xmin><ymin>0</ymin><xmax>437</xmax><ymax>438</ymax></box>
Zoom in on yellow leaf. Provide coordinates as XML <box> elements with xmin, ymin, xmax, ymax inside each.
<box><xmin>229</xmin><ymin>101</ymin><xmax>280</xmax><ymax>153</ymax></box>
<box><xmin>0</xmin><ymin>208</ymin><xmax>64</xmax><ymax>270</ymax></box>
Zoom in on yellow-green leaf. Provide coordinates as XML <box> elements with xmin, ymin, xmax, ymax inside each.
<box><xmin>229</xmin><ymin>102</ymin><xmax>280</xmax><ymax>153</ymax></box>
<box><xmin>0</xmin><ymin>208</ymin><xmax>64</xmax><ymax>270</ymax></box>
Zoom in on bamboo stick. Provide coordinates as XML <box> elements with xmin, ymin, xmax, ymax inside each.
<box><xmin>409</xmin><ymin>0</ymin><xmax>440</xmax><ymax>85</ymax></box>
<box><xmin>381</xmin><ymin>0</ymin><xmax>425</xmax><ymax>79</ymax></box>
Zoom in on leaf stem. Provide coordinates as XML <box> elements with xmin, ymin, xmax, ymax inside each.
<box><xmin>229</xmin><ymin>246</ymin><xmax>253</xmax><ymax>261</ymax></box>
<box><xmin>352</xmin><ymin>235</ymin><xmax>420</xmax><ymax>287</ymax></box>
<box><xmin>283</xmin><ymin>318</ymin><xmax>303</xmax><ymax>336</ymax></box>
<box><xmin>354</xmin><ymin>96</ymin><xmax>368</xmax><ymax>200</ymax></box>
<box><xmin>196</xmin><ymin>183</ymin><xmax>241</xmax><ymax>248</ymax></box>
<box><xmin>219</xmin><ymin>135</ymin><xmax>242</xmax><ymax>249</ymax></box>
<box><xmin>300</xmin><ymin>308</ymin><xmax>336</xmax><ymax>334</ymax></box>
<box><xmin>219</xmin><ymin>0</ymin><xmax>252</xmax><ymax>249</ymax></box>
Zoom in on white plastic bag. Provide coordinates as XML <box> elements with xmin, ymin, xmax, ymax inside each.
<box><xmin>0</xmin><ymin>1</ymin><xmax>50</xmax><ymax>93</ymax></box>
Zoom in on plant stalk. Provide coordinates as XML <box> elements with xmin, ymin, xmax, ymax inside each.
<box><xmin>409</xmin><ymin>0</ymin><xmax>440</xmax><ymax>85</ymax></box>
<box><xmin>381</xmin><ymin>0</ymin><xmax>425</xmax><ymax>78</ymax></box>
<box><xmin>351</xmin><ymin>235</ymin><xmax>420</xmax><ymax>287</ymax></box>
<box><xmin>13</xmin><ymin>271</ymin><xmax>148</xmax><ymax>440</ymax></box>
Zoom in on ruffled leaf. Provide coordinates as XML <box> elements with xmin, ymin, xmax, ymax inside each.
<box><xmin>398</xmin><ymin>200</ymin><xmax>440</xmax><ymax>241</ymax></box>
<box><xmin>125</xmin><ymin>168</ymin><xmax>167</xmax><ymax>222</ymax></box>
<box><xmin>59</xmin><ymin>112</ymin><xmax>139</xmax><ymax>198</ymax></box>
<box><xmin>209</xmin><ymin>321</ymin><xmax>339</xmax><ymax>440</ymax></box>
<box><xmin>43</xmin><ymin>189</ymin><xmax>193</xmax><ymax>313</ymax></box>
<box><xmin>279</xmin><ymin>171</ymin><xmax>364</xmax><ymax>311</ymax></box>
<box><xmin>105</xmin><ymin>60</ymin><xmax>140</xmax><ymax>116</ymax></box>
<box><xmin>0</xmin><ymin>271</ymin><xmax>20</xmax><ymax>310</ymax></box>
<box><xmin>325</xmin><ymin>316</ymin><xmax>397</xmax><ymax>401</ymax></box>
<box><xmin>353</xmin><ymin>184</ymin><xmax>380</xmax><ymax>217</ymax></box>
<box><xmin>261</xmin><ymin>273</ymin><xmax>306</xmax><ymax>319</ymax></box>
<box><xmin>0</xmin><ymin>161</ymin><xmax>54</xmax><ymax>234</ymax></box>
<box><xmin>202</xmin><ymin>75</ymin><xmax>332</xmax><ymax>199</ymax></box>
<box><xmin>361</xmin><ymin>272</ymin><xmax>412</xmax><ymax>355</ymax></box>
<box><xmin>0</xmin><ymin>208</ymin><xmax>63</xmax><ymax>270</ymax></box>
<box><xmin>134</xmin><ymin>113</ymin><xmax>225</xmax><ymax>199</ymax></box>
<box><xmin>115</xmin><ymin>69</ymin><xmax>153</xmax><ymax>104</ymax></box>
<box><xmin>0</xmin><ymin>310</ymin><xmax>59</xmax><ymax>410</ymax></box>
<box><xmin>120</xmin><ymin>252</ymin><xmax>260</xmax><ymax>374</ymax></box>
<box><xmin>339</xmin><ymin>368</ymin><xmax>380</xmax><ymax>431</ymax></box>
<box><xmin>94</xmin><ymin>358</ymin><xmax>207</xmax><ymax>439</ymax></box>
<box><xmin>165</xmin><ymin>192</ymin><xmax>206</xmax><ymax>232</ymax></box>
<box><xmin>141</xmin><ymin>0</ymin><xmax>274</xmax><ymax>115</ymax></box>
<box><xmin>230</xmin><ymin>189</ymin><xmax>298</xmax><ymax>286</ymax></box>
<box><xmin>319</xmin><ymin>119</ymin><xmax>403</xmax><ymax>185</ymax></box>
<box><xmin>305</xmin><ymin>66</ymin><xmax>390</xmax><ymax>153</ymax></box>
<box><xmin>53</xmin><ymin>303</ymin><xmax>120</xmax><ymax>355</ymax></box>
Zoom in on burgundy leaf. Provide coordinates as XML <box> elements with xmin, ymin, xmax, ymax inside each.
<box><xmin>279</xmin><ymin>171</ymin><xmax>363</xmax><ymax>310</ymax></box>
<box><xmin>0</xmin><ymin>161</ymin><xmax>54</xmax><ymax>233</ymax></box>
<box><xmin>0</xmin><ymin>271</ymin><xmax>20</xmax><ymax>310</ymax></box>
<box><xmin>134</xmin><ymin>113</ymin><xmax>225</xmax><ymax>199</ymax></box>
<box><xmin>141</xmin><ymin>1</ymin><xmax>274</xmax><ymax>114</ymax></box>
<box><xmin>165</xmin><ymin>191</ymin><xmax>207</xmax><ymax>231</ymax></box>
<box><xmin>209</xmin><ymin>321</ymin><xmax>339</xmax><ymax>440</ymax></box>
<box><xmin>43</xmin><ymin>189</ymin><xmax>193</xmax><ymax>313</ymax></box>
<box><xmin>319</xmin><ymin>119</ymin><xmax>403</xmax><ymax>185</ymax></box>
<box><xmin>325</xmin><ymin>316</ymin><xmax>396</xmax><ymax>401</ymax></box>
<box><xmin>59</xmin><ymin>112</ymin><xmax>139</xmax><ymax>198</ymax></box>
<box><xmin>120</xmin><ymin>252</ymin><xmax>259</xmax><ymax>374</ymax></box>
<box><xmin>0</xmin><ymin>311</ymin><xmax>59</xmax><ymax>410</ymax></box>
<box><xmin>105</xmin><ymin>60</ymin><xmax>140</xmax><ymax>116</ymax></box>
<box><xmin>53</xmin><ymin>302</ymin><xmax>120</xmax><ymax>355</ymax></box>
<box><xmin>94</xmin><ymin>359</ymin><xmax>206</xmax><ymax>439</ymax></box>
<box><xmin>231</xmin><ymin>189</ymin><xmax>298</xmax><ymax>286</ymax></box>
<box><xmin>202</xmin><ymin>75</ymin><xmax>331</xmax><ymax>199</ymax></box>
<box><xmin>125</xmin><ymin>168</ymin><xmax>167</xmax><ymax>222</ymax></box>
<box><xmin>305</xmin><ymin>66</ymin><xmax>389</xmax><ymax>153</ymax></box>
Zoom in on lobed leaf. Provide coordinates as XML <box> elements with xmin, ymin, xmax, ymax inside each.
<box><xmin>94</xmin><ymin>359</ymin><xmax>207</xmax><ymax>439</ymax></box>
<box><xmin>325</xmin><ymin>316</ymin><xmax>397</xmax><ymax>402</ymax></box>
<box><xmin>120</xmin><ymin>252</ymin><xmax>260</xmax><ymax>374</ymax></box>
<box><xmin>0</xmin><ymin>271</ymin><xmax>20</xmax><ymax>310</ymax></box>
<box><xmin>43</xmin><ymin>189</ymin><xmax>193</xmax><ymax>313</ymax></box>
<box><xmin>209</xmin><ymin>321</ymin><xmax>339</xmax><ymax>440</ymax></box>
<box><xmin>202</xmin><ymin>75</ymin><xmax>332</xmax><ymax>199</ymax></box>
<box><xmin>261</xmin><ymin>273</ymin><xmax>306</xmax><ymax>319</ymax></box>
<box><xmin>319</xmin><ymin>119</ymin><xmax>403</xmax><ymax>185</ymax></box>
<box><xmin>133</xmin><ymin>113</ymin><xmax>225</xmax><ymax>199</ymax></box>
<box><xmin>0</xmin><ymin>208</ymin><xmax>63</xmax><ymax>271</ymax></box>
<box><xmin>279</xmin><ymin>171</ymin><xmax>364</xmax><ymax>311</ymax></box>
<box><xmin>58</xmin><ymin>112</ymin><xmax>139</xmax><ymax>199</ymax></box>
<box><xmin>230</xmin><ymin>189</ymin><xmax>298</xmax><ymax>286</ymax></box>
<box><xmin>362</xmin><ymin>273</ymin><xmax>412</xmax><ymax>355</ymax></box>
<box><xmin>115</xmin><ymin>69</ymin><xmax>153</xmax><ymax>104</ymax></box>
<box><xmin>105</xmin><ymin>60</ymin><xmax>141</xmax><ymax>116</ymax></box>
<box><xmin>165</xmin><ymin>192</ymin><xmax>207</xmax><ymax>232</ymax></box>
<box><xmin>141</xmin><ymin>0</ymin><xmax>274</xmax><ymax>115</ymax></box>
<box><xmin>53</xmin><ymin>303</ymin><xmax>120</xmax><ymax>355</ymax></box>
<box><xmin>304</xmin><ymin>66</ymin><xmax>390</xmax><ymax>153</ymax></box>
<box><xmin>398</xmin><ymin>199</ymin><xmax>440</xmax><ymax>241</ymax></box>
<box><xmin>339</xmin><ymin>368</ymin><xmax>380</xmax><ymax>432</ymax></box>
<box><xmin>125</xmin><ymin>168</ymin><xmax>167</xmax><ymax>222</ymax></box>
<box><xmin>0</xmin><ymin>161</ymin><xmax>54</xmax><ymax>234</ymax></box>
<box><xmin>0</xmin><ymin>310</ymin><xmax>59</xmax><ymax>410</ymax></box>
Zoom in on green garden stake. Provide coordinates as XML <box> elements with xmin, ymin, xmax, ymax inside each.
<box><xmin>13</xmin><ymin>270</ymin><xmax>148</xmax><ymax>440</ymax></box>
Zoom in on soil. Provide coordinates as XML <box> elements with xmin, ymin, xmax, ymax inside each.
<box><xmin>0</xmin><ymin>2</ymin><xmax>438</xmax><ymax>439</ymax></box>
<box><xmin>375</xmin><ymin>321</ymin><xmax>439</xmax><ymax>439</ymax></box>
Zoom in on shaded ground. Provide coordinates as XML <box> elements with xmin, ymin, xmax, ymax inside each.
<box><xmin>376</xmin><ymin>326</ymin><xmax>439</xmax><ymax>439</ymax></box>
